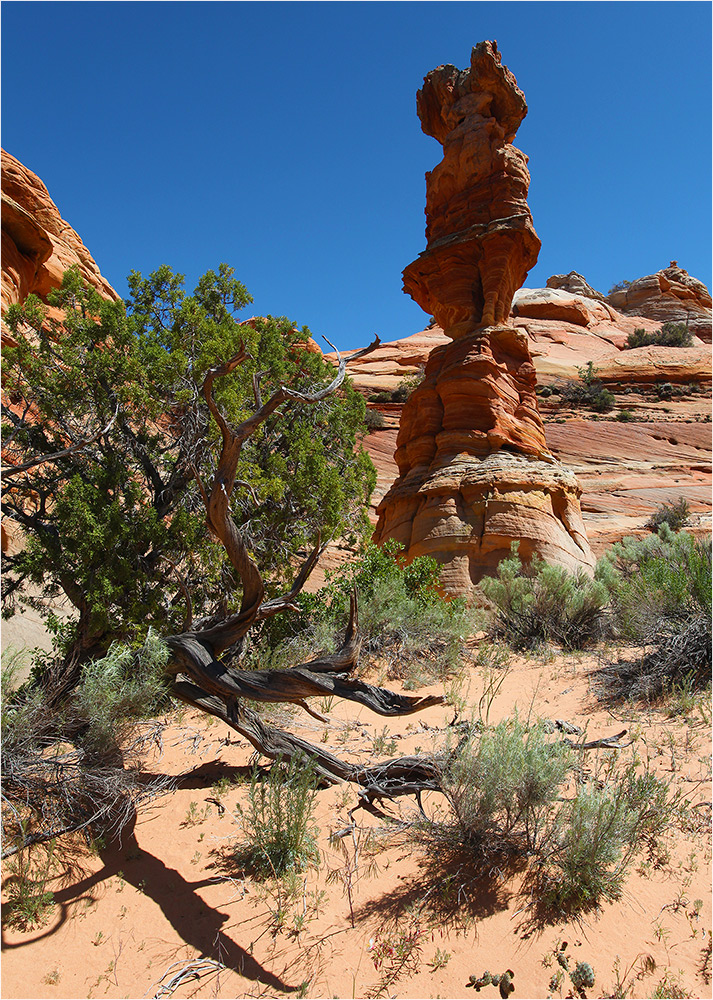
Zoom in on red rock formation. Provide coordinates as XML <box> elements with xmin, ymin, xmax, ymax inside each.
<box><xmin>607</xmin><ymin>265</ymin><xmax>712</xmax><ymax>343</ymax></box>
<box><xmin>546</xmin><ymin>271</ymin><xmax>606</xmax><ymax>302</ymax></box>
<box><xmin>1</xmin><ymin>149</ymin><xmax>118</xmax><ymax>344</ymax></box>
<box><xmin>373</xmin><ymin>42</ymin><xmax>595</xmax><ymax>592</ymax></box>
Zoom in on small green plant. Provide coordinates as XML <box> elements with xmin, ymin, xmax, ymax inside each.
<box><xmin>608</xmin><ymin>279</ymin><xmax>632</xmax><ymax>294</ymax></box>
<box><xmin>368</xmin><ymin>921</ymin><xmax>424</xmax><ymax>997</ymax></box>
<box><xmin>430</xmin><ymin>948</ymin><xmax>451</xmax><ymax>971</ymax></box>
<box><xmin>233</xmin><ymin>755</ymin><xmax>319</xmax><ymax>878</ymax></box>
<box><xmin>616</xmin><ymin>409</ymin><xmax>635</xmax><ymax>422</ymax></box>
<box><xmin>182</xmin><ymin>802</ymin><xmax>201</xmax><ymax>827</ymax></box>
<box><xmin>625</xmin><ymin>322</ymin><xmax>693</xmax><ymax>350</ymax></box>
<box><xmin>372</xmin><ymin>727</ymin><xmax>398</xmax><ymax>757</ymax></box>
<box><xmin>211</xmin><ymin>776</ymin><xmax>233</xmax><ymax>799</ymax></box>
<box><xmin>2</xmin><ymin>838</ymin><xmax>57</xmax><ymax>931</ymax></box>
<box><xmin>650</xmin><ymin>970</ymin><xmax>692</xmax><ymax>998</ymax></box>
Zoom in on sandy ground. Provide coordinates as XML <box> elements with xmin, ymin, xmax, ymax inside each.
<box><xmin>2</xmin><ymin>645</ymin><xmax>711</xmax><ymax>1000</ymax></box>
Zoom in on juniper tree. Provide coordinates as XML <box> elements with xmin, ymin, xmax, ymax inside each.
<box><xmin>2</xmin><ymin>264</ymin><xmax>375</xmax><ymax>697</ymax></box>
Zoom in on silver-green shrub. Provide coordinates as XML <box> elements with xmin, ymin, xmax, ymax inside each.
<box><xmin>479</xmin><ymin>543</ymin><xmax>609</xmax><ymax>650</ymax></box>
<box><xmin>233</xmin><ymin>755</ymin><xmax>319</xmax><ymax>878</ymax></box>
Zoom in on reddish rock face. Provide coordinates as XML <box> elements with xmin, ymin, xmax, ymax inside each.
<box><xmin>1</xmin><ymin>149</ymin><xmax>118</xmax><ymax>344</ymax></box>
<box><xmin>374</xmin><ymin>42</ymin><xmax>596</xmax><ymax>591</ymax></box>
<box><xmin>403</xmin><ymin>41</ymin><xmax>541</xmax><ymax>335</ymax></box>
<box><xmin>607</xmin><ymin>265</ymin><xmax>712</xmax><ymax>343</ymax></box>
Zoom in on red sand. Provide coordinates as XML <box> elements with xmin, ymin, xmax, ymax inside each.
<box><xmin>2</xmin><ymin>651</ymin><xmax>711</xmax><ymax>1000</ymax></box>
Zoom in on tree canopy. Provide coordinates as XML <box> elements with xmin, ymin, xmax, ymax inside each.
<box><xmin>2</xmin><ymin>264</ymin><xmax>376</xmax><ymax>677</ymax></box>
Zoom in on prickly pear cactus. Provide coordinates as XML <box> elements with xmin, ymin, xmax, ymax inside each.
<box><xmin>466</xmin><ymin>969</ymin><xmax>515</xmax><ymax>996</ymax></box>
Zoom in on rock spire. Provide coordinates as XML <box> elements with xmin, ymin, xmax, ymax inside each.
<box><xmin>374</xmin><ymin>42</ymin><xmax>596</xmax><ymax>592</ymax></box>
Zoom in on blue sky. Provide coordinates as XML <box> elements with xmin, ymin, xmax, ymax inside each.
<box><xmin>2</xmin><ymin>1</ymin><xmax>711</xmax><ymax>351</ymax></box>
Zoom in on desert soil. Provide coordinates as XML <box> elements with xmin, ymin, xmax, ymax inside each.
<box><xmin>2</xmin><ymin>647</ymin><xmax>711</xmax><ymax>1000</ymax></box>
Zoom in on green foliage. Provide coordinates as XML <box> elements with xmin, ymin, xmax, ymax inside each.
<box><xmin>2</xmin><ymin>838</ymin><xmax>57</xmax><ymax>931</ymax></box>
<box><xmin>598</xmin><ymin>527</ymin><xmax>711</xmax><ymax>635</ymax></box>
<box><xmin>615</xmin><ymin>409</ymin><xmax>635</xmax><ymax>422</ymax></box>
<box><xmin>479</xmin><ymin>543</ymin><xmax>609</xmax><ymax>650</ymax></box>
<box><xmin>536</xmin><ymin>756</ymin><xmax>674</xmax><ymax>914</ymax></box>
<box><xmin>73</xmin><ymin>630</ymin><xmax>170</xmax><ymax>755</ymax></box>
<box><xmin>431</xmin><ymin>720</ymin><xmax>675</xmax><ymax>917</ymax></box>
<box><xmin>595</xmin><ymin>527</ymin><xmax>711</xmax><ymax>699</ymax></box>
<box><xmin>608</xmin><ymin>279</ymin><xmax>632</xmax><ymax>295</ymax></box>
<box><xmin>2</xmin><ymin>636</ymin><xmax>174</xmax><ymax>861</ymax></box>
<box><xmin>625</xmin><ymin>322</ymin><xmax>693</xmax><ymax>349</ymax></box>
<box><xmin>2</xmin><ymin>265</ymin><xmax>375</xmax><ymax>663</ymax></box>
<box><xmin>368</xmin><ymin>370</ymin><xmax>424</xmax><ymax>405</ymax></box>
<box><xmin>256</xmin><ymin>540</ymin><xmax>477</xmax><ymax>686</ymax></box>
<box><xmin>233</xmin><ymin>756</ymin><xmax>319</xmax><ymax>878</ymax></box>
<box><xmin>645</xmin><ymin>497</ymin><xmax>691</xmax><ymax>534</ymax></box>
<box><xmin>442</xmin><ymin>717</ymin><xmax>572</xmax><ymax>852</ymax></box>
<box><xmin>559</xmin><ymin>363</ymin><xmax>615</xmax><ymax>413</ymax></box>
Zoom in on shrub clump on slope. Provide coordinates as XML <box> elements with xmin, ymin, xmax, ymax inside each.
<box><xmin>625</xmin><ymin>321</ymin><xmax>694</xmax><ymax>349</ymax></box>
<box><xmin>478</xmin><ymin>543</ymin><xmax>609</xmax><ymax>651</ymax></box>
<box><xmin>596</xmin><ymin>525</ymin><xmax>711</xmax><ymax>700</ymax></box>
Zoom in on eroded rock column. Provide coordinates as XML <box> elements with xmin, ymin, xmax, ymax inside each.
<box><xmin>374</xmin><ymin>41</ymin><xmax>595</xmax><ymax>592</ymax></box>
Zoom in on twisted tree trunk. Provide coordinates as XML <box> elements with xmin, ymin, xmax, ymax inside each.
<box><xmin>161</xmin><ymin>337</ymin><xmax>445</xmax><ymax>803</ymax></box>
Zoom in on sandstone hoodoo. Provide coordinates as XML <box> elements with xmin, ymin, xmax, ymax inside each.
<box><xmin>374</xmin><ymin>41</ymin><xmax>596</xmax><ymax>593</ymax></box>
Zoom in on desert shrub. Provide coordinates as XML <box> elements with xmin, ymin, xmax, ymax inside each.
<box><xmin>430</xmin><ymin>721</ymin><xmax>675</xmax><ymax>916</ymax></box>
<box><xmin>2</xmin><ymin>837</ymin><xmax>57</xmax><ymax>930</ymax></box>
<box><xmin>364</xmin><ymin>407</ymin><xmax>386</xmax><ymax>430</ymax></box>
<box><xmin>616</xmin><ymin>409</ymin><xmax>635</xmax><ymax>422</ymax></box>
<box><xmin>73</xmin><ymin>631</ymin><xmax>170</xmax><ymax>756</ymax></box>
<box><xmin>441</xmin><ymin>717</ymin><xmax>572</xmax><ymax>853</ymax></box>
<box><xmin>1</xmin><ymin>635</ymin><xmax>173</xmax><ymax>861</ymax></box>
<box><xmin>255</xmin><ymin>540</ymin><xmax>478</xmax><ymax>686</ymax></box>
<box><xmin>479</xmin><ymin>543</ymin><xmax>610</xmax><ymax>650</ymax></box>
<box><xmin>596</xmin><ymin>527</ymin><xmax>712</xmax><ymax>699</ymax></box>
<box><xmin>625</xmin><ymin>322</ymin><xmax>693</xmax><ymax>349</ymax></box>
<box><xmin>608</xmin><ymin>279</ymin><xmax>632</xmax><ymax>294</ymax></box>
<box><xmin>645</xmin><ymin>497</ymin><xmax>691</xmax><ymax>534</ymax></box>
<box><xmin>233</xmin><ymin>755</ymin><xmax>319</xmax><ymax>877</ymax></box>
<box><xmin>536</xmin><ymin>756</ymin><xmax>674</xmax><ymax>914</ymax></box>
<box><xmin>368</xmin><ymin>371</ymin><xmax>424</xmax><ymax>405</ymax></box>
<box><xmin>559</xmin><ymin>362</ymin><xmax>615</xmax><ymax>413</ymax></box>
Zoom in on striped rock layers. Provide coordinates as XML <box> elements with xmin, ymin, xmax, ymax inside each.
<box><xmin>374</xmin><ymin>41</ymin><xmax>595</xmax><ymax>592</ymax></box>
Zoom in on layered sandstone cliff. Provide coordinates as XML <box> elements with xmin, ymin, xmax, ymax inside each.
<box><xmin>607</xmin><ymin>263</ymin><xmax>712</xmax><ymax>343</ymax></box>
<box><xmin>373</xmin><ymin>42</ymin><xmax>596</xmax><ymax>593</ymax></box>
<box><xmin>1</xmin><ymin>149</ymin><xmax>118</xmax><ymax>344</ymax></box>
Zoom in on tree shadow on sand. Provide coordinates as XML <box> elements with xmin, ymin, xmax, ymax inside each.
<box><xmin>2</xmin><ymin>807</ymin><xmax>299</xmax><ymax>994</ymax></box>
